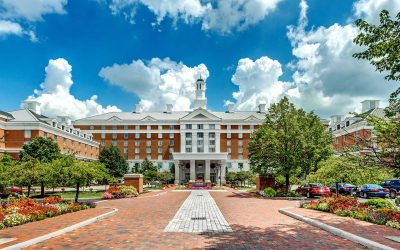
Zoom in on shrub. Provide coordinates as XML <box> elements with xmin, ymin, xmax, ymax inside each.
<box><xmin>366</xmin><ymin>199</ymin><xmax>394</xmax><ymax>209</ymax></box>
<box><xmin>263</xmin><ymin>187</ymin><xmax>277</xmax><ymax>197</ymax></box>
<box><xmin>102</xmin><ymin>192</ymin><xmax>113</xmax><ymax>199</ymax></box>
<box><xmin>3</xmin><ymin>213</ymin><xmax>30</xmax><ymax>227</ymax></box>
<box><xmin>103</xmin><ymin>185</ymin><xmax>139</xmax><ymax>199</ymax></box>
<box><xmin>43</xmin><ymin>195</ymin><xmax>62</xmax><ymax>205</ymax></box>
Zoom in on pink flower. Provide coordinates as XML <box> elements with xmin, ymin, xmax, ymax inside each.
<box><xmin>102</xmin><ymin>192</ymin><xmax>113</xmax><ymax>199</ymax></box>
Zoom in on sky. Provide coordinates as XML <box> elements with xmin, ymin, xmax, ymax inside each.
<box><xmin>0</xmin><ymin>0</ymin><xmax>399</xmax><ymax>120</ymax></box>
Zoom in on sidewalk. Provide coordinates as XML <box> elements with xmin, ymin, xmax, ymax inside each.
<box><xmin>289</xmin><ymin>207</ymin><xmax>400</xmax><ymax>249</ymax></box>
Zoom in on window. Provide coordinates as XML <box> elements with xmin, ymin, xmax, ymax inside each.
<box><xmin>71</xmin><ymin>140</ymin><xmax>74</xmax><ymax>146</ymax></box>
<box><xmin>185</xmin><ymin>132</ymin><xmax>192</xmax><ymax>138</ymax></box>
<box><xmin>209</xmin><ymin>132</ymin><xmax>215</xmax><ymax>139</ymax></box>
<box><xmin>101</xmin><ymin>125</ymin><xmax>106</xmax><ymax>130</ymax></box>
<box><xmin>24</xmin><ymin>130</ymin><xmax>31</xmax><ymax>138</ymax></box>
<box><xmin>335</xmin><ymin>138</ymin><xmax>339</xmax><ymax>144</ymax></box>
<box><xmin>135</xmin><ymin>125</ymin><xmax>140</xmax><ymax>130</ymax></box>
<box><xmin>355</xmin><ymin>131</ymin><xmax>359</xmax><ymax>137</ymax></box>
<box><xmin>197</xmin><ymin>132</ymin><xmax>204</xmax><ymax>138</ymax></box>
<box><xmin>169</xmin><ymin>155</ymin><xmax>174</xmax><ymax>160</ymax></box>
<box><xmin>197</xmin><ymin>146</ymin><xmax>204</xmax><ymax>153</ymax></box>
<box><xmin>227</xmin><ymin>155</ymin><xmax>231</xmax><ymax>160</ymax></box>
<box><xmin>169</xmin><ymin>148</ymin><xmax>174</xmax><ymax>153</ymax></box>
<box><xmin>209</xmin><ymin>147</ymin><xmax>215</xmax><ymax>152</ymax></box>
<box><xmin>101</xmin><ymin>141</ymin><xmax>105</xmax><ymax>146</ymax></box>
<box><xmin>186</xmin><ymin>124</ymin><xmax>192</xmax><ymax>129</ymax></box>
<box><xmin>147</xmin><ymin>125</ymin><xmax>151</xmax><ymax>130</ymax></box>
<box><xmin>197</xmin><ymin>124</ymin><xmax>203</xmax><ymax>129</ymax></box>
<box><xmin>238</xmin><ymin>162</ymin><xmax>244</xmax><ymax>169</ymax></box>
<box><xmin>238</xmin><ymin>155</ymin><xmax>243</xmax><ymax>160</ymax></box>
<box><xmin>158</xmin><ymin>141</ymin><xmax>163</xmax><ymax>146</ymax></box>
<box><xmin>227</xmin><ymin>162</ymin><xmax>232</xmax><ymax>169</ymax></box>
<box><xmin>169</xmin><ymin>125</ymin><xmax>174</xmax><ymax>130</ymax></box>
<box><xmin>147</xmin><ymin>155</ymin><xmax>151</xmax><ymax>159</ymax></box>
<box><xmin>90</xmin><ymin>125</ymin><xmax>94</xmax><ymax>130</ymax></box>
<box><xmin>344</xmin><ymin>135</ymin><xmax>348</xmax><ymax>142</ymax></box>
<box><xmin>124</xmin><ymin>141</ymin><xmax>128</xmax><ymax>147</ymax></box>
<box><xmin>238</xmin><ymin>133</ymin><xmax>243</xmax><ymax>139</ymax></box>
<box><xmin>135</xmin><ymin>141</ymin><xmax>140</xmax><ymax>146</ymax></box>
<box><xmin>24</xmin><ymin>141</ymin><xmax>30</xmax><ymax>145</ymax></box>
<box><xmin>158</xmin><ymin>155</ymin><xmax>162</xmax><ymax>161</ymax></box>
<box><xmin>158</xmin><ymin>125</ymin><xmax>162</xmax><ymax>130</ymax></box>
<box><xmin>135</xmin><ymin>148</ymin><xmax>140</xmax><ymax>153</ymax></box>
<box><xmin>186</xmin><ymin>140</ymin><xmax>192</xmax><ymax>145</ymax></box>
<box><xmin>227</xmin><ymin>140</ymin><xmax>231</xmax><ymax>146</ymax></box>
<box><xmin>337</xmin><ymin>124</ymin><xmax>340</xmax><ymax>130</ymax></box>
<box><xmin>238</xmin><ymin>140</ymin><xmax>243</xmax><ymax>146</ymax></box>
<box><xmin>169</xmin><ymin>133</ymin><xmax>174</xmax><ymax>139</ymax></box>
<box><xmin>112</xmin><ymin>133</ymin><xmax>117</xmax><ymax>139</ymax></box>
<box><xmin>186</xmin><ymin>147</ymin><xmax>192</xmax><ymax>153</ymax></box>
<box><xmin>135</xmin><ymin>133</ymin><xmax>140</xmax><ymax>139</ymax></box>
<box><xmin>158</xmin><ymin>133</ymin><xmax>162</xmax><ymax>139</ymax></box>
<box><xmin>123</xmin><ymin>148</ymin><xmax>128</xmax><ymax>153</ymax></box>
<box><xmin>238</xmin><ymin>147</ymin><xmax>243</xmax><ymax>153</ymax></box>
<box><xmin>209</xmin><ymin>140</ymin><xmax>215</xmax><ymax>146</ymax></box>
<box><xmin>147</xmin><ymin>133</ymin><xmax>151</xmax><ymax>139</ymax></box>
<box><xmin>101</xmin><ymin>133</ymin><xmax>105</xmax><ymax>139</ymax></box>
<box><xmin>124</xmin><ymin>133</ymin><xmax>128</xmax><ymax>139</ymax></box>
<box><xmin>63</xmin><ymin>138</ymin><xmax>67</xmax><ymax>144</ymax></box>
<box><xmin>250</xmin><ymin>125</ymin><xmax>254</xmax><ymax>130</ymax></box>
<box><xmin>135</xmin><ymin>155</ymin><xmax>139</xmax><ymax>160</ymax></box>
<box><xmin>346</xmin><ymin>121</ymin><xmax>350</xmax><ymax>127</ymax></box>
<box><xmin>122</xmin><ymin>125</ymin><xmax>127</xmax><ymax>130</ymax></box>
<box><xmin>112</xmin><ymin>125</ymin><xmax>117</xmax><ymax>130</ymax></box>
<box><xmin>238</xmin><ymin>125</ymin><xmax>243</xmax><ymax>130</ymax></box>
<box><xmin>158</xmin><ymin>148</ymin><xmax>163</xmax><ymax>153</ymax></box>
<box><xmin>227</xmin><ymin>125</ymin><xmax>231</xmax><ymax>130</ymax></box>
<box><xmin>227</xmin><ymin>133</ymin><xmax>231</xmax><ymax>139</ymax></box>
<box><xmin>44</xmin><ymin>132</ymin><xmax>48</xmax><ymax>138</ymax></box>
<box><xmin>169</xmin><ymin>140</ymin><xmax>174</xmax><ymax>146</ymax></box>
<box><xmin>146</xmin><ymin>141</ymin><xmax>151</xmax><ymax>146</ymax></box>
<box><xmin>227</xmin><ymin>147</ymin><xmax>231</xmax><ymax>153</ymax></box>
<box><xmin>146</xmin><ymin>148</ymin><xmax>151</xmax><ymax>153</ymax></box>
<box><xmin>112</xmin><ymin>141</ymin><xmax>117</xmax><ymax>146</ymax></box>
<box><xmin>209</xmin><ymin>124</ymin><xmax>215</xmax><ymax>129</ymax></box>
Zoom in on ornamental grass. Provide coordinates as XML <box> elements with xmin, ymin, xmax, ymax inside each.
<box><xmin>301</xmin><ymin>194</ymin><xmax>400</xmax><ymax>229</ymax></box>
<box><xmin>0</xmin><ymin>196</ymin><xmax>95</xmax><ymax>229</ymax></box>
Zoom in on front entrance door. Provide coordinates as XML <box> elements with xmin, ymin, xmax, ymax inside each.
<box><xmin>210</xmin><ymin>173</ymin><xmax>216</xmax><ymax>183</ymax></box>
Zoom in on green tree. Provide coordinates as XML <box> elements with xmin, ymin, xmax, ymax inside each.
<box><xmin>64</xmin><ymin>159</ymin><xmax>109</xmax><ymax>202</ymax></box>
<box><xmin>249</xmin><ymin>97</ymin><xmax>332</xmax><ymax>191</ymax></box>
<box><xmin>139</xmin><ymin>158</ymin><xmax>158</xmax><ymax>173</ymax></box>
<box><xmin>9</xmin><ymin>158</ymin><xmax>42</xmax><ymax>197</ymax></box>
<box><xmin>99</xmin><ymin>145</ymin><xmax>128</xmax><ymax>177</ymax></box>
<box><xmin>307</xmin><ymin>156</ymin><xmax>394</xmax><ymax>186</ymax></box>
<box><xmin>353</xmin><ymin>9</ymin><xmax>400</xmax><ymax>115</ymax></box>
<box><xmin>159</xmin><ymin>171</ymin><xmax>174</xmax><ymax>185</ymax></box>
<box><xmin>20</xmin><ymin>137</ymin><xmax>61</xmax><ymax>196</ymax></box>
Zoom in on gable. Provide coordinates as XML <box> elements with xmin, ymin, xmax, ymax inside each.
<box><xmin>107</xmin><ymin>116</ymin><xmax>122</xmax><ymax>122</ymax></box>
<box><xmin>244</xmin><ymin>115</ymin><xmax>263</xmax><ymax>122</ymax></box>
<box><xmin>180</xmin><ymin>108</ymin><xmax>221</xmax><ymax>121</ymax></box>
<box><xmin>141</xmin><ymin>115</ymin><xmax>157</xmax><ymax>122</ymax></box>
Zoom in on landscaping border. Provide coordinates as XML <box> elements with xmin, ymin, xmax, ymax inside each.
<box><xmin>261</xmin><ymin>196</ymin><xmax>306</xmax><ymax>200</ymax></box>
<box><xmin>279</xmin><ymin>207</ymin><xmax>395</xmax><ymax>250</ymax></box>
<box><xmin>2</xmin><ymin>207</ymin><xmax>118</xmax><ymax>250</ymax></box>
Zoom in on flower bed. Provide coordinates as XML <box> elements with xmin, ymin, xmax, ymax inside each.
<box><xmin>102</xmin><ymin>185</ymin><xmax>139</xmax><ymax>199</ymax></box>
<box><xmin>0</xmin><ymin>196</ymin><xmax>95</xmax><ymax>229</ymax></box>
<box><xmin>301</xmin><ymin>195</ymin><xmax>400</xmax><ymax>229</ymax></box>
<box><xmin>259</xmin><ymin>187</ymin><xmax>305</xmax><ymax>200</ymax></box>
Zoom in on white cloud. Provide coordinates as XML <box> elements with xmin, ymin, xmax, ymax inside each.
<box><xmin>0</xmin><ymin>20</ymin><xmax>22</xmax><ymax>37</ymax></box>
<box><xmin>24</xmin><ymin>58</ymin><xmax>120</xmax><ymax>120</ymax></box>
<box><xmin>353</xmin><ymin>0</ymin><xmax>400</xmax><ymax>23</ymax></box>
<box><xmin>0</xmin><ymin>0</ymin><xmax>67</xmax><ymax>40</ymax></box>
<box><xmin>229</xmin><ymin>56</ymin><xmax>289</xmax><ymax>111</ymax></box>
<box><xmin>99</xmin><ymin>57</ymin><xmax>209</xmax><ymax>111</ymax></box>
<box><xmin>106</xmin><ymin>0</ymin><xmax>283</xmax><ymax>34</ymax></box>
<box><xmin>284</xmin><ymin>0</ymin><xmax>396</xmax><ymax>117</ymax></box>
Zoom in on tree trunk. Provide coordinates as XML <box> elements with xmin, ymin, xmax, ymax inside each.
<box><xmin>40</xmin><ymin>182</ymin><xmax>45</xmax><ymax>197</ymax></box>
<box><xmin>75</xmin><ymin>182</ymin><xmax>80</xmax><ymax>202</ymax></box>
<box><xmin>285</xmin><ymin>174</ymin><xmax>290</xmax><ymax>193</ymax></box>
<box><xmin>27</xmin><ymin>184</ymin><xmax>31</xmax><ymax>197</ymax></box>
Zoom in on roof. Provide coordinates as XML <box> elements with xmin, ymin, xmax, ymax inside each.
<box><xmin>7</xmin><ymin>109</ymin><xmax>50</xmax><ymax>123</ymax></box>
<box><xmin>0</xmin><ymin>110</ymin><xmax>14</xmax><ymax>119</ymax></box>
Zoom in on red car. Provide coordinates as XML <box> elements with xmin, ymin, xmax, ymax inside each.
<box><xmin>296</xmin><ymin>183</ymin><xmax>330</xmax><ymax>198</ymax></box>
<box><xmin>0</xmin><ymin>186</ymin><xmax>22</xmax><ymax>197</ymax></box>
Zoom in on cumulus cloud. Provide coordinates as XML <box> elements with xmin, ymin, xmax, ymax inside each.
<box><xmin>99</xmin><ymin>57</ymin><xmax>209</xmax><ymax>111</ymax></box>
<box><xmin>24</xmin><ymin>58</ymin><xmax>120</xmax><ymax>120</ymax></box>
<box><xmin>105</xmin><ymin>0</ymin><xmax>282</xmax><ymax>34</ymax></box>
<box><xmin>229</xmin><ymin>56</ymin><xmax>289</xmax><ymax>111</ymax></box>
<box><xmin>284</xmin><ymin>0</ymin><xmax>396</xmax><ymax>117</ymax></box>
<box><xmin>0</xmin><ymin>0</ymin><xmax>67</xmax><ymax>40</ymax></box>
<box><xmin>0</xmin><ymin>20</ymin><xmax>22</xmax><ymax>37</ymax></box>
<box><xmin>353</xmin><ymin>0</ymin><xmax>400</xmax><ymax>23</ymax></box>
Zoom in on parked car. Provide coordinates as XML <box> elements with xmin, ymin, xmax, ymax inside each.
<box><xmin>357</xmin><ymin>184</ymin><xmax>389</xmax><ymax>199</ymax></box>
<box><xmin>380</xmin><ymin>179</ymin><xmax>400</xmax><ymax>199</ymax></box>
<box><xmin>329</xmin><ymin>183</ymin><xmax>357</xmax><ymax>195</ymax></box>
<box><xmin>296</xmin><ymin>183</ymin><xmax>330</xmax><ymax>198</ymax></box>
<box><xmin>0</xmin><ymin>185</ymin><xmax>22</xmax><ymax>198</ymax></box>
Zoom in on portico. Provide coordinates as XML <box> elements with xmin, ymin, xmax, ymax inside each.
<box><xmin>173</xmin><ymin>153</ymin><xmax>228</xmax><ymax>185</ymax></box>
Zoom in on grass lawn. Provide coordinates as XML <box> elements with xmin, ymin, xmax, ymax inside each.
<box><xmin>50</xmin><ymin>191</ymin><xmax>103</xmax><ymax>199</ymax></box>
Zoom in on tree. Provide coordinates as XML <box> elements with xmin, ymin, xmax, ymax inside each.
<box><xmin>20</xmin><ymin>137</ymin><xmax>61</xmax><ymax>196</ymax></box>
<box><xmin>99</xmin><ymin>145</ymin><xmax>128</xmax><ymax>178</ymax></box>
<box><xmin>307</xmin><ymin>156</ymin><xmax>394</xmax><ymax>186</ymax></box>
<box><xmin>159</xmin><ymin>171</ymin><xmax>174</xmax><ymax>185</ymax></box>
<box><xmin>353</xmin><ymin>9</ymin><xmax>400</xmax><ymax>115</ymax></box>
<box><xmin>249</xmin><ymin>97</ymin><xmax>332</xmax><ymax>191</ymax></box>
<box><xmin>139</xmin><ymin>158</ymin><xmax>158</xmax><ymax>173</ymax></box>
<box><xmin>9</xmin><ymin>158</ymin><xmax>42</xmax><ymax>197</ymax></box>
<box><xmin>64</xmin><ymin>159</ymin><xmax>109</xmax><ymax>202</ymax></box>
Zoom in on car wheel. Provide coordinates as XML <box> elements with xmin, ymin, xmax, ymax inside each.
<box><xmin>363</xmin><ymin>192</ymin><xmax>369</xmax><ymax>199</ymax></box>
<box><xmin>390</xmin><ymin>191</ymin><xmax>396</xmax><ymax>199</ymax></box>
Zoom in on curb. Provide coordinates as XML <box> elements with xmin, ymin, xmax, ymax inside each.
<box><xmin>2</xmin><ymin>208</ymin><xmax>118</xmax><ymax>250</ymax></box>
<box><xmin>279</xmin><ymin>208</ymin><xmax>395</xmax><ymax>250</ymax></box>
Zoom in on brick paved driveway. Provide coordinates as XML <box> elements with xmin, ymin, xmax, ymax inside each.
<box><xmin>27</xmin><ymin>190</ymin><xmax>365</xmax><ymax>249</ymax></box>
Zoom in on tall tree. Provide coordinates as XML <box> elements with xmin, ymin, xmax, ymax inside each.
<box><xmin>20</xmin><ymin>137</ymin><xmax>61</xmax><ymax>196</ymax></box>
<box><xmin>99</xmin><ymin>145</ymin><xmax>128</xmax><ymax>177</ymax></box>
<box><xmin>139</xmin><ymin>158</ymin><xmax>158</xmax><ymax>173</ymax></box>
<box><xmin>249</xmin><ymin>97</ymin><xmax>332</xmax><ymax>191</ymax></box>
<box><xmin>353</xmin><ymin>9</ymin><xmax>400</xmax><ymax>115</ymax></box>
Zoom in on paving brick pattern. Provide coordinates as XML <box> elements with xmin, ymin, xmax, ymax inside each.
<box><xmin>164</xmin><ymin>190</ymin><xmax>232</xmax><ymax>233</ymax></box>
<box><xmin>10</xmin><ymin>189</ymin><xmax>366</xmax><ymax>249</ymax></box>
<box><xmin>290</xmin><ymin>207</ymin><xmax>400</xmax><ymax>249</ymax></box>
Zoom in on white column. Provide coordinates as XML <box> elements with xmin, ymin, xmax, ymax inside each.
<box><xmin>190</xmin><ymin>159</ymin><xmax>196</xmax><ymax>182</ymax></box>
<box><xmin>174</xmin><ymin>161</ymin><xmax>180</xmax><ymax>184</ymax></box>
<box><xmin>220</xmin><ymin>160</ymin><xmax>226</xmax><ymax>185</ymax></box>
<box><xmin>204</xmin><ymin>132</ymin><xmax>209</xmax><ymax>153</ymax></box>
<box><xmin>180</xmin><ymin>131</ymin><xmax>185</xmax><ymax>152</ymax></box>
<box><xmin>205</xmin><ymin>159</ymin><xmax>211</xmax><ymax>183</ymax></box>
<box><xmin>216</xmin><ymin>132</ymin><xmax>221</xmax><ymax>153</ymax></box>
<box><xmin>192</xmin><ymin>133</ymin><xmax>198</xmax><ymax>153</ymax></box>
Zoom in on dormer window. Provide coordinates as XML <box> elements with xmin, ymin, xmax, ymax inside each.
<box><xmin>336</xmin><ymin>124</ymin><xmax>340</xmax><ymax>130</ymax></box>
<box><xmin>346</xmin><ymin>121</ymin><xmax>350</xmax><ymax>127</ymax></box>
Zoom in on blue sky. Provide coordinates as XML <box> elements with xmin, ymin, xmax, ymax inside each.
<box><xmin>0</xmin><ymin>0</ymin><xmax>398</xmax><ymax>120</ymax></box>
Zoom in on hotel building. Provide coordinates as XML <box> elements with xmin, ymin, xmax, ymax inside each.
<box><xmin>73</xmin><ymin>78</ymin><xmax>264</xmax><ymax>184</ymax></box>
<box><xmin>0</xmin><ymin>102</ymin><xmax>99</xmax><ymax>161</ymax></box>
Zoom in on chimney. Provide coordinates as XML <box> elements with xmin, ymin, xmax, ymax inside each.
<box><xmin>135</xmin><ymin>104</ymin><xmax>143</xmax><ymax>113</ymax></box>
<box><xmin>166</xmin><ymin>104</ymin><xmax>173</xmax><ymax>113</ymax></box>
<box><xmin>227</xmin><ymin>103</ymin><xmax>234</xmax><ymax>113</ymax></box>
<box><xmin>22</xmin><ymin>100</ymin><xmax>41</xmax><ymax>114</ymax></box>
<box><xmin>57</xmin><ymin>116</ymin><xmax>72</xmax><ymax>125</ymax></box>
<box><xmin>361</xmin><ymin>100</ymin><xmax>380</xmax><ymax>113</ymax></box>
<box><xmin>330</xmin><ymin>115</ymin><xmax>344</xmax><ymax>124</ymax></box>
<box><xmin>258</xmin><ymin>103</ymin><xmax>266</xmax><ymax>113</ymax></box>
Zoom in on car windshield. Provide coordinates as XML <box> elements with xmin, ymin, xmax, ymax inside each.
<box><xmin>343</xmin><ymin>183</ymin><xmax>355</xmax><ymax>187</ymax></box>
<box><xmin>310</xmin><ymin>183</ymin><xmax>322</xmax><ymax>187</ymax></box>
<box><xmin>391</xmin><ymin>180</ymin><xmax>400</xmax><ymax>186</ymax></box>
<box><xmin>367</xmin><ymin>184</ymin><xmax>382</xmax><ymax>189</ymax></box>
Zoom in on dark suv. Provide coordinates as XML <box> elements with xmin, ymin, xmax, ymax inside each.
<box><xmin>380</xmin><ymin>179</ymin><xmax>400</xmax><ymax>199</ymax></box>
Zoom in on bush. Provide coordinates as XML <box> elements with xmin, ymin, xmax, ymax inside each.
<box><xmin>43</xmin><ymin>195</ymin><xmax>62</xmax><ymax>204</ymax></box>
<box><xmin>366</xmin><ymin>199</ymin><xmax>394</xmax><ymax>209</ymax></box>
<box><xmin>262</xmin><ymin>187</ymin><xmax>277</xmax><ymax>197</ymax></box>
<box><xmin>102</xmin><ymin>185</ymin><xmax>139</xmax><ymax>199</ymax></box>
